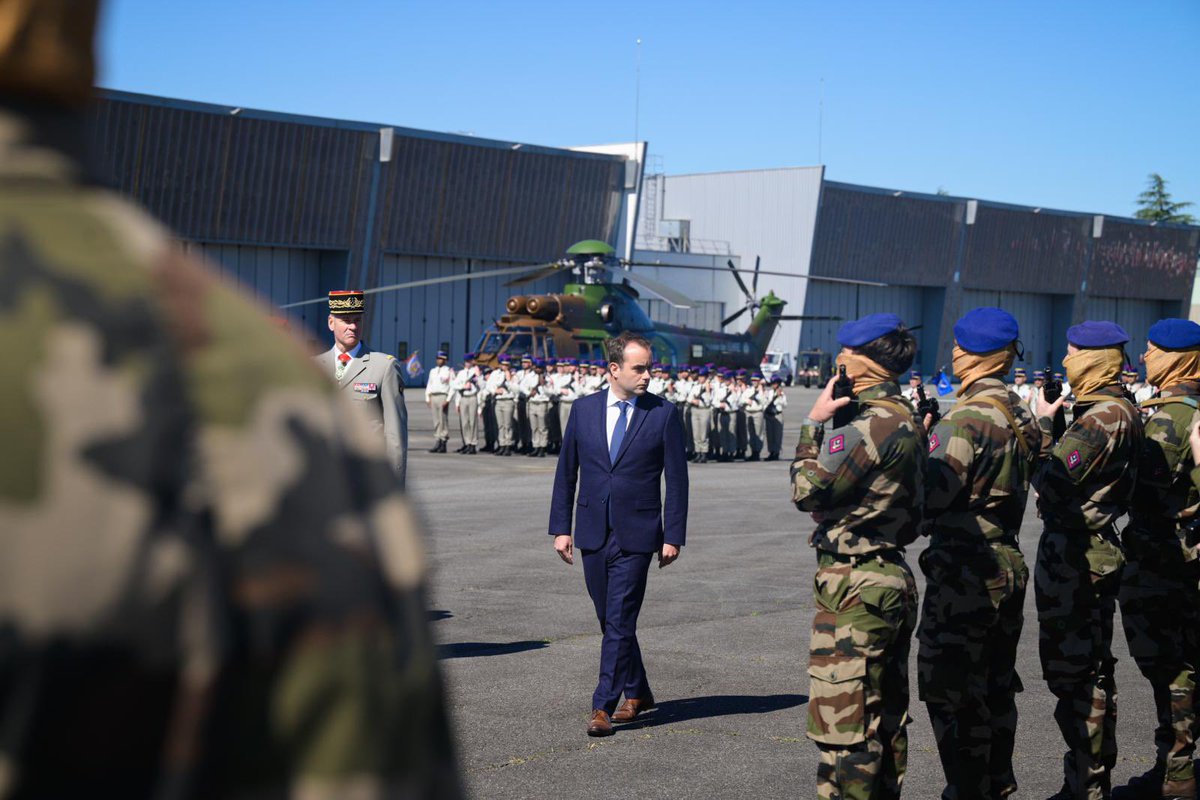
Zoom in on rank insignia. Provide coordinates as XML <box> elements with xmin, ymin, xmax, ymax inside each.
<box><xmin>928</xmin><ymin>433</ymin><xmax>940</xmax><ymax>453</ymax></box>
<box><xmin>352</xmin><ymin>382</ymin><xmax>378</xmax><ymax>393</ymax></box>
<box><xmin>1067</xmin><ymin>449</ymin><xmax>1082</xmax><ymax>470</ymax></box>
<box><xmin>828</xmin><ymin>434</ymin><xmax>845</xmax><ymax>454</ymax></box>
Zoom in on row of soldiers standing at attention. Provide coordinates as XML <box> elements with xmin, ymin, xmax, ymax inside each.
<box><xmin>790</xmin><ymin>308</ymin><xmax>1200</xmax><ymax>800</ymax></box>
<box><xmin>422</xmin><ymin>353</ymin><xmax>789</xmax><ymax>461</ymax></box>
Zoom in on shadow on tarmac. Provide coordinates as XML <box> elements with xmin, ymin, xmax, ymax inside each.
<box><xmin>437</xmin><ymin>640</ymin><xmax>548</xmax><ymax>659</ymax></box>
<box><xmin>621</xmin><ymin>693</ymin><xmax>808</xmax><ymax>729</ymax></box>
<box><xmin>427</xmin><ymin>609</ymin><xmax>454</xmax><ymax>621</ymax></box>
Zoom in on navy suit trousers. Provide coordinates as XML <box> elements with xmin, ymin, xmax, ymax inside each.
<box><xmin>581</xmin><ymin>528</ymin><xmax>653</xmax><ymax>713</ymax></box>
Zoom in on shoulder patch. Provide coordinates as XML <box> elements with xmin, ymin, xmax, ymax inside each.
<box><xmin>1067</xmin><ymin>449</ymin><xmax>1082</xmax><ymax>470</ymax></box>
<box><xmin>928</xmin><ymin>432</ymin><xmax>940</xmax><ymax>453</ymax></box>
<box><xmin>829</xmin><ymin>434</ymin><xmax>845</xmax><ymax>454</ymax></box>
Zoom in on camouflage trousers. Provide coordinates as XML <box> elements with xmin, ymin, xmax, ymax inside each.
<box><xmin>1035</xmin><ymin>529</ymin><xmax>1124</xmax><ymax>799</ymax></box>
<box><xmin>918</xmin><ymin>541</ymin><xmax>1027</xmax><ymax>800</ymax></box>
<box><xmin>808</xmin><ymin>551</ymin><xmax>918</xmax><ymax>800</ymax></box>
<box><xmin>1119</xmin><ymin>525</ymin><xmax>1200</xmax><ymax>790</ymax></box>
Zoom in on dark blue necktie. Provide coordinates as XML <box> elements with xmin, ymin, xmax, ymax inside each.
<box><xmin>609</xmin><ymin>400</ymin><xmax>629</xmax><ymax>464</ymax></box>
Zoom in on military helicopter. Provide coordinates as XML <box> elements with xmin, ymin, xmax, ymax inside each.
<box><xmin>282</xmin><ymin>239</ymin><xmax>880</xmax><ymax>369</ymax></box>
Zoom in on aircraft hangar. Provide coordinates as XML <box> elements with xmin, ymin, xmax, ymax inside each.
<box><xmin>90</xmin><ymin>89</ymin><xmax>1200</xmax><ymax>383</ymax></box>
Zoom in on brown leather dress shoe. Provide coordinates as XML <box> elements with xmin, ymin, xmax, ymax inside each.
<box><xmin>611</xmin><ymin>696</ymin><xmax>656</xmax><ymax>723</ymax></box>
<box><xmin>587</xmin><ymin>709</ymin><xmax>613</xmax><ymax>737</ymax></box>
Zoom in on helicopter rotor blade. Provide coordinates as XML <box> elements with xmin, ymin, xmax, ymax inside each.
<box><xmin>774</xmin><ymin>315</ymin><xmax>844</xmax><ymax>321</ymax></box>
<box><xmin>278</xmin><ymin>262</ymin><xmax>557</xmax><ymax>309</ymax></box>
<box><xmin>751</xmin><ymin>255</ymin><xmax>761</xmax><ymax>295</ymax></box>
<box><xmin>622</xmin><ymin>260</ymin><xmax>888</xmax><ymax>288</ymax></box>
<box><xmin>725</xmin><ymin>259</ymin><xmax>753</xmax><ymax>302</ymax></box>
<box><xmin>504</xmin><ymin>263</ymin><xmax>567</xmax><ymax>287</ymax></box>
<box><xmin>721</xmin><ymin>306</ymin><xmax>750</xmax><ymax>328</ymax></box>
<box><xmin>611</xmin><ymin>267</ymin><xmax>695</xmax><ymax>308</ymax></box>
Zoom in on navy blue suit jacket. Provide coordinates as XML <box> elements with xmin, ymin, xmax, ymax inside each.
<box><xmin>548</xmin><ymin>390</ymin><xmax>689</xmax><ymax>553</ymax></box>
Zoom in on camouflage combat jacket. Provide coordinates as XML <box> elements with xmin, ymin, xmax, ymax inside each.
<box><xmin>0</xmin><ymin>103</ymin><xmax>460</xmax><ymax>798</ymax></box>
<box><xmin>1128</xmin><ymin>381</ymin><xmax>1200</xmax><ymax>539</ymax></box>
<box><xmin>1034</xmin><ymin>383</ymin><xmax>1143</xmax><ymax>532</ymax></box>
<box><xmin>925</xmin><ymin>377</ymin><xmax>1042</xmax><ymax>545</ymax></box>
<box><xmin>791</xmin><ymin>381</ymin><xmax>926</xmax><ymax>555</ymax></box>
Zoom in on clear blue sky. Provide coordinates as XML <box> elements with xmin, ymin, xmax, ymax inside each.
<box><xmin>99</xmin><ymin>0</ymin><xmax>1198</xmax><ymax>219</ymax></box>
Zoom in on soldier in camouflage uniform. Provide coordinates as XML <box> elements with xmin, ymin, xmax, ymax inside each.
<box><xmin>0</xmin><ymin>5</ymin><xmax>460</xmax><ymax>796</ymax></box>
<box><xmin>790</xmin><ymin>313</ymin><xmax>926</xmax><ymax>800</ymax></box>
<box><xmin>1032</xmin><ymin>321</ymin><xmax>1143</xmax><ymax>800</ymax></box>
<box><xmin>1116</xmin><ymin>319</ymin><xmax>1200</xmax><ymax>800</ymax></box>
<box><xmin>919</xmin><ymin>308</ymin><xmax>1043</xmax><ymax>800</ymax></box>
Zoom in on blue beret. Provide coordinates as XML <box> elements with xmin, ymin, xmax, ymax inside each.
<box><xmin>953</xmin><ymin>307</ymin><xmax>1019</xmax><ymax>353</ymax></box>
<box><xmin>1014</xmin><ymin>367</ymin><xmax>1026</xmax><ymax>376</ymax></box>
<box><xmin>770</xmin><ymin>375</ymin><xmax>783</xmax><ymax>383</ymax></box>
<box><xmin>533</xmin><ymin>358</ymin><xmax>544</xmax><ymax>367</ymax></box>
<box><xmin>463</xmin><ymin>352</ymin><xmax>476</xmax><ymax>360</ymax></box>
<box><xmin>752</xmin><ymin>373</ymin><xmax>764</xmax><ymax>380</ymax></box>
<box><xmin>837</xmin><ymin>313</ymin><xmax>904</xmax><ymax>347</ymax></box>
<box><xmin>499</xmin><ymin>354</ymin><xmax>511</xmax><ymax>363</ymax></box>
<box><xmin>735</xmin><ymin>368</ymin><xmax>748</xmax><ymax>376</ymax></box>
<box><xmin>436</xmin><ymin>350</ymin><xmax>448</xmax><ymax>359</ymax></box>
<box><xmin>1149</xmin><ymin>318</ymin><xmax>1200</xmax><ymax>350</ymax></box>
<box><xmin>1053</xmin><ymin>372</ymin><xmax>1064</xmax><ymax>379</ymax></box>
<box><xmin>697</xmin><ymin>367</ymin><xmax>710</xmax><ymax>376</ymax></box>
<box><xmin>521</xmin><ymin>354</ymin><xmax>532</xmax><ymax>361</ymax></box>
<box><xmin>1033</xmin><ymin>370</ymin><xmax>1045</xmax><ymax>378</ymax></box>
<box><xmin>909</xmin><ymin>371</ymin><xmax>921</xmax><ymax>379</ymax></box>
<box><xmin>1066</xmin><ymin>320</ymin><xmax>1129</xmax><ymax>348</ymax></box>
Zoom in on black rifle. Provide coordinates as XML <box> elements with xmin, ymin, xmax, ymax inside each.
<box><xmin>916</xmin><ymin>383</ymin><xmax>941</xmax><ymax>427</ymax></box>
<box><xmin>1043</xmin><ymin>365</ymin><xmax>1067</xmax><ymax>440</ymax></box>
<box><xmin>831</xmin><ymin>364</ymin><xmax>857</xmax><ymax>428</ymax></box>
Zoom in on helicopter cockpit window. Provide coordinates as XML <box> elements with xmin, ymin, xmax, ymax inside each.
<box><xmin>478</xmin><ymin>332</ymin><xmax>507</xmax><ymax>355</ymax></box>
<box><xmin>506</xmin><ymin>333</ymin><xmax>533</xmax><ymax>358</ymax></box>
<box><xmin>576</xmin><ymin>341</ymin><xmax>592</xmax><ymax>359</ymax></box>
<box><xmin>540</xmin><ymin>337</ymin><xmax>556</xmax><ymax>357</ymax></box>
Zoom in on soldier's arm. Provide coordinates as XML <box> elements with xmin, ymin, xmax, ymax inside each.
<box><xmin>790</xmin><ymin>416</ymin><xmax>876</xmax><ymax>511</ymax></box>
<box><xmin>382</xmin><ymin>358</ymin><xmax>409</xmax><ymax>486</ymax></box>
<box><xmin>924</xmin><ymin>415</ymin><xmax>974</xmax><ymax>520</ymax></box>
<box><xmin>1037</xmin><ymin>411</ymin><xmax>1109</xmax><ymax>492</ymax></box>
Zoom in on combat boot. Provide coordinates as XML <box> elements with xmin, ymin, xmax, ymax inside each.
<box><xmin>467</xmin><ymin>445</ymin><xmax>477</xmax><ymax>454</ymax></box>
<box><xmin>428</xmin><ymin>442</ymin><xmax>442</xmax><ymax>453</ymax></box>
<box><xmin>1113</xmin><ymin>765</ymin><xmax>1165</xmax><ymax>799</ymax></box>
<box><xmin>765</xmin><ymin>452</ymin><xmax>779</xmax><ymax>461</ymax></box>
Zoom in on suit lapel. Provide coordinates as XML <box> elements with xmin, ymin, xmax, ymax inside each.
<box><xmin>611</xmin><ymin>395</ymin><xmax>649</xmax><ymax>468</ymax></box>
<box><xmin>339</xmin><ymin>348</ymin><xmax>370</xmax><ymax>388</ymax></box>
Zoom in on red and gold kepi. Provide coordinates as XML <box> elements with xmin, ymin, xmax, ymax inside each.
<box><xmin>328</xmin><ymin>289</ymin><xmax>365</xmax><ymax>316</ymax></box>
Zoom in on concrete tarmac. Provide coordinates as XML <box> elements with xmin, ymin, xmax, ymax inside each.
<box><xmin>405</xmin><ymin>386</ymin><xmax>1162</xmax><ymax>799</ymax></box>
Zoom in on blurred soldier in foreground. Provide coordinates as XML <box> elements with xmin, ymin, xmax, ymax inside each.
<box><xmin>919</xmin><ymin>308</ymin><xmax>1042</xmax><ymax>800</ymax></box>
<box><xmin>1032</xmin><ymin>321</ymin><xmax>1143</xmax><ymax>800</ymax></box>
<box><xmin>316</xmin><ymin>289</ymin><xmax>409</xmax><ymax>485</ymax></box>
<box><xmin>0</xmin><ymin>2</ymin><xmax>459</xmax><ymax>795</ymax></box>
<box><xmin>790</xmin><ymin>313</ymin><xmax>925</xmax><ymax>800</ymax></box>
<box><xmin>1116</xmin><ymin>319</ymin><xmax>1200</xmax><ymax>800</ymax></box>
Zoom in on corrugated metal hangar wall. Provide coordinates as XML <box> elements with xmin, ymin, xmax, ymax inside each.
<box><xmin>89</xmin><ymin>90</ymin><xmax>629</xmax><ymax>383</ymax></box>
<box><xmin>640</xmin><ymin>169</ymin><xmax>1199</xmax><ymax>380</ymax></box>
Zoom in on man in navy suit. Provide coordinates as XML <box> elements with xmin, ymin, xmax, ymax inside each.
<box><xmin>549</xmin><ymin>331</ymin><xmax>690</xmax><ymax>737</ymax></box>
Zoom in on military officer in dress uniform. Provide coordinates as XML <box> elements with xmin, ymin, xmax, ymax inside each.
<box><xmin>515</xmin><ymin>354</ymin><xmax>535</xmax><ymax>453</ymax></box>
<box><xmin>688</xmin><ymin>367</ymin><xmax>714</xmax><ymax>463</ymax></box>
<box><xmin>743</xmin><ymin>373</ymin><xmax>769</xmax><ymax>461</ymax></box>
<box><xmin>901</xmin><ymin>370</ymin><xmax>923</xmax><ymax>402</ymax></box>
<box><xmin>316</xmin><ymin>290</ymin><xmax>409</xmax><ymax>485</ymax></box>
<box><xmin>527</xmin><ymin>359</ymin><xmax>552</xmax><ymax>457</ymax></box>
<box><xmin>426</xmin><ymin>350</ymin><xmax>454</xmax><ymax>453</ymax></box>
<box><xmin>551</xmin><ymin>358</ymin><xmax>579</xmax><ymax>433</ymax></box>
<box><xmin>1011</xmin><ymin>367</ymin><xmax>1033</xmax><ymax>404</ymax></box>
<box><xmin>546</xmin><ymin>358</ymin><xmax>563</xmax><ymax>453</ymax></box>
<box><xmin>450</xmin><ymin>353</ymin><xmax>482</xmax><ymax>454</ymax></box>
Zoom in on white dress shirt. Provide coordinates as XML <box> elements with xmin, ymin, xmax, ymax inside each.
<box><xmin>605</xmin><ymin>388</ymin><xmax>635</xmax><ymax>450</ymax></box>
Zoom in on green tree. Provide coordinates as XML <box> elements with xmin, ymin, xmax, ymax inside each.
<box><xmin>1134</xmin><ymin>173</ymin><xmax>1196</xmax><ymax>224</ymax></box>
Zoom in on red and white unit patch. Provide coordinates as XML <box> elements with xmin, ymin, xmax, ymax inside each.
<box><xmin>928</xmin><ymin>433</ymin><xmax>940</xmax><ymax>453</ymax></box>
<box><xmin>828</xmin><ymin>434</ymin><xmax>845</xmax><ymax>454</ymax></box>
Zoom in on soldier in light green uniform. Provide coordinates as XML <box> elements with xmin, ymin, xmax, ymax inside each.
<box><xmin>1032</xmin><ymin>321</ymin><xmax>1144</xmax><ymax>800</ymax></box>
<box><xmin>919</xmin><ymin>308</ymin><xmax>1043</xmax><ymax>800</ymax></box>
<box><xmin>1117</xmin><ymin>319</ymin><xmax>1200</xmax><ymax>800</ymax></box>
<box><xmin>0</xmin><ymin>4</ymin><xmax>460</xmax><ymax>795</ymax></box>
<box><xmin>790</xmin><ymin>314</ymin><xmax>925</xmax><ymax>800</ymax></box>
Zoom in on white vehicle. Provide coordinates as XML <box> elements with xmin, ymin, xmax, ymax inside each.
<box><xmin>760</xmin><ymin>351</ymin><xmax>794</xmax><ymax>385</ymax></box>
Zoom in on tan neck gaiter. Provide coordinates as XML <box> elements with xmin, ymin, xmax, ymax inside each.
<box><xmin>1144</xmin><ymin>343</ymin><xmax>1200</xmax><ymax>390</ymax></box>
<box><xmin>952</xmin><ymin>345</ymin><xmax>1015</xmax><ymax>392</ymax></box>
<box><xmin>1062</xmin><ymin>347</ymin><xmax>1123</xmax><ymax>398</ymax></box>
<box><xmin>836</xmin><ymin>351</ymin><xmax>898</xmax><ymax>394</ymax></box>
